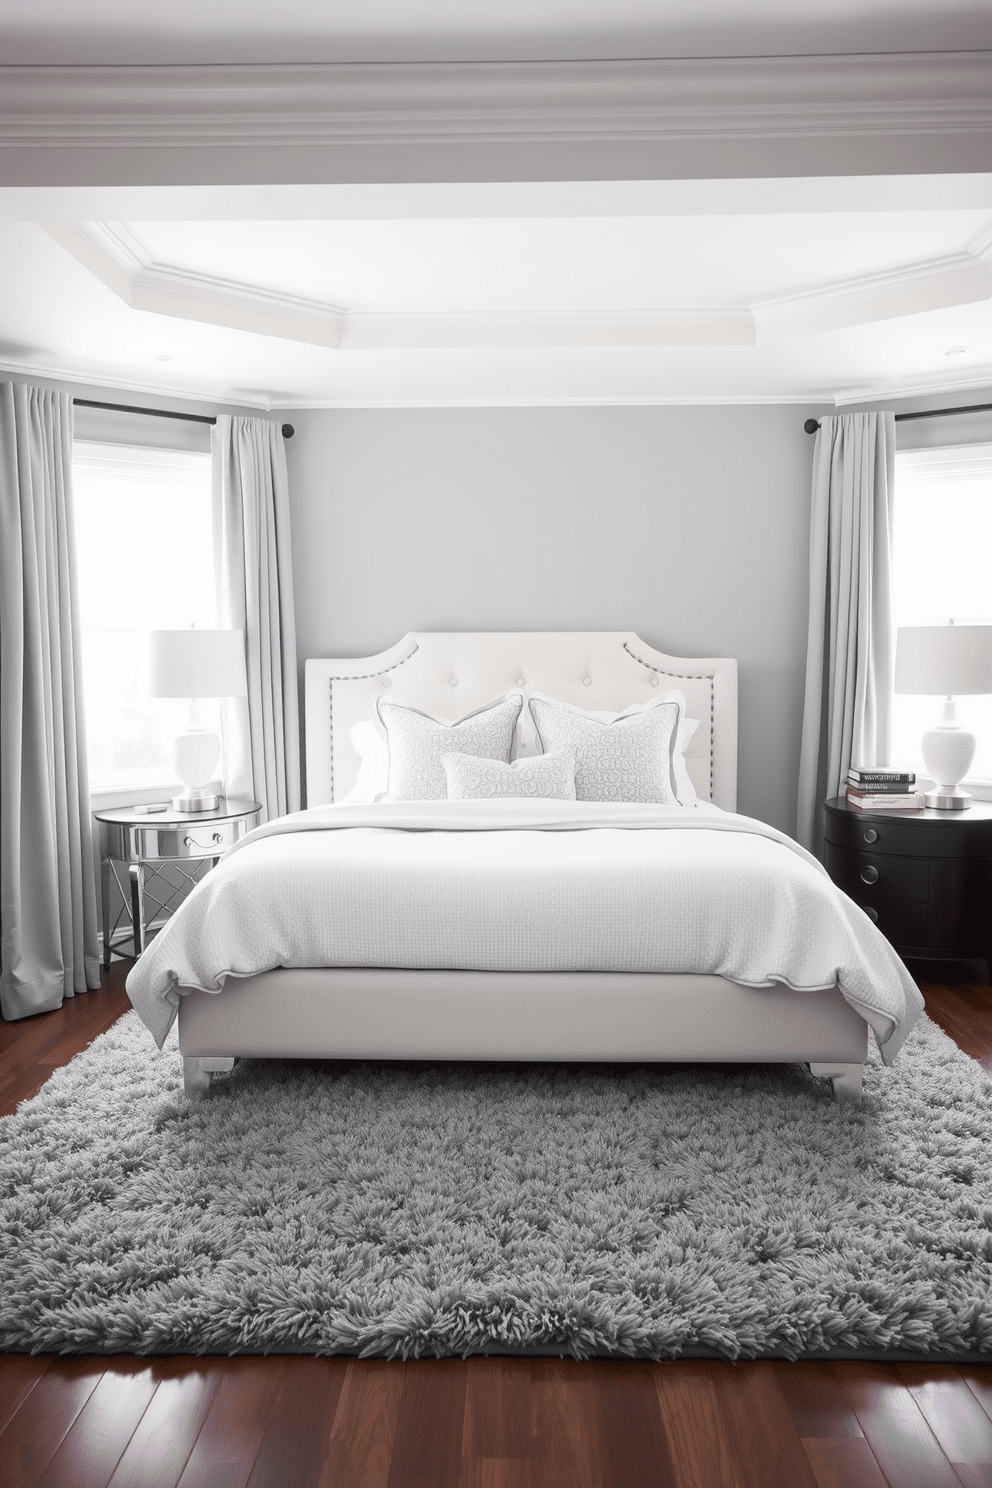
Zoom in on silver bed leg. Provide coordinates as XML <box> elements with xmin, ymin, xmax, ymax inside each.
<box><xmin>184</xmin><ymin>1056</ymin><xmax>235</xmax><ymax>1097</ymax></box>
<box><xmin>809</xmin><ymin>1062</ymin><xmax>863</xmax><ymax>1104</ymax></box>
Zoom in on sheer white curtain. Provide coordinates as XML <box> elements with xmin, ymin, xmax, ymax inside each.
<box><xmin>0</xmin><ymin>384</ymin><xmax>100</xmax><ymax>1019</ymax></box>
<box><xmin>212</xmin><ymin>416</ymin><xmax>300</xmax><ymax>822</ymax></box>
<box><xmin>797</xmin><ymin>411</ymin><xmax>896</xmax><ymax>854</ymax></box>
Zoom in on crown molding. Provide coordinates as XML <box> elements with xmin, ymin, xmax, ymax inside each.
<box><xmin>0</xmin><ymin>358</ymin><xmax>273</xmax><ymax>409</ymax></box>
<box><xmin>41</xmin><ymin>221</ymin><xmax>758</xmax><ymax>349</ymax></box>
<box><xmin>830</xmin><ymin>365</ymin><xmax>992</xmax><ymax>406</ymax></box>
<box><xmin>3</xmin><ymin>53</ymin><xmax>991</xmax><ymax>151</ymax></box>
<box><xmin>755</xmin><ymin>228</ymin><xmax>992</xmax><ymax>341</ymax></box>
<box><xmin>41</xmin><ymin>215</ymin><xmax>992</xmax><ymax>354</ymax></box>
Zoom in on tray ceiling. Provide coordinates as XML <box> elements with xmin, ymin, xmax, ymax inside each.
<box><xmin>2</xmin><ymin>179</ymin><xmax>990</xmax><ymax>409</ymax></box>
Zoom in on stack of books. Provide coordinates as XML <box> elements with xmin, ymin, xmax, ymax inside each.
<box><xmin>845</xmin><ymin>768</ymin><xmax>923</xmax><ymax>811</ymax></box>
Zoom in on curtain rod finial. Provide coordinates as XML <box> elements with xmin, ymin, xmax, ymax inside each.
<box><xmin>281</xmin><ymin>423</ymin><xmax>295</xmax><ymax>439</ymax></box>
<box><xmin>804</xmin><ymin>418</ymin><xmax>820</xmax><ymax>434</ymax></box>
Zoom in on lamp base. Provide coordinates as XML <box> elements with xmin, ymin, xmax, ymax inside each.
<box><xmin>923</xmin><ymin>786</ymin><xmax>972</xmax><ymax>811</ymax></box>
<box><xmin>171</xmin><ymin>788</ymin><xmax>220</xmax><ymax>814</ymax></box>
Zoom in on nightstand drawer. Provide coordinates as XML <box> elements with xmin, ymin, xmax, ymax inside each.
<box><xmin>98</xmin><ymin>814</ymin><xmax>254</xmax><ymax>862</ymax></box>
<box><xmin>823</xmin><ymin>843</ymin><xmax>930</xmax><ymax>903</ymax></box>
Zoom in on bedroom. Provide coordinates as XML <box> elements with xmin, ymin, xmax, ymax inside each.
<box><xmin>1</xmin><ymin>0</ymin><xmax>992</xmax><ymax>1483</ymax></box>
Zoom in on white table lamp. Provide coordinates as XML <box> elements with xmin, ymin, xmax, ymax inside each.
<box><xmin>150</xmin><ymin>629</ymin><xmax>247</xmax><ymax>812</ymax></box>
<box><xmin>894</xmin><ymin>623</ymin><xmax>992</xmax><ymax>809</ymax></box>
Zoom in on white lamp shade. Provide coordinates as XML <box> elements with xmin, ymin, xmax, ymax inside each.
<box><xmin>894</xmin><ymin>625</ymin><xmax>992</xmax><ymax>696</ymax></box>
<box><xmin>149</xmin><ymin>629</ymin><xmax>247</xmax><ymax>699</ymax></box>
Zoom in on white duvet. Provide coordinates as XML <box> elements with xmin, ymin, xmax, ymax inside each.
<box><xmin>126</xmin><ymin>799</ymin><xmax>923</xmax><ymax>1061</ymax></box>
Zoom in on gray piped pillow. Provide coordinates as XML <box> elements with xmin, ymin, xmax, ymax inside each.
<box><xmin>443</xmin><ymin>749</ymin><xmax>576</xmax><ymax>801</ymax></box>
<box><xmin>374</xmin><ymin>691</ymin><xmax>523</xmax><ymax>801</ymax></box>
<box><xmin>528</xmin><ymin>694</ymin><xmax>680</xmax><ymax>804</ymax></box>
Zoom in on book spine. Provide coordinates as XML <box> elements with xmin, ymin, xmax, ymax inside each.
<box><xmin>850</xmin><ymin>779</ymin><xmax>922</xmax><ymax>791</ymax></box>
<box><xmin>845</xmin><ymin>789</ymin><xmax>924</xmax><ymax>809</ymax></box>
<box><xmin>846</xmin><ymin>783</ymin><xmax>915</xmax><ymax>796</ymax></box>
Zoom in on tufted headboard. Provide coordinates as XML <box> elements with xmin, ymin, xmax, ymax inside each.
<box><xmin>305</xmin><ymin>632</ymin><xmax>738</xmax><ymax>811</ymax></box>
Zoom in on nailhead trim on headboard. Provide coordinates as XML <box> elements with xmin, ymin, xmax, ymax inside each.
<box><xmin>623</xmin><ymin>641</ymin><xmax>715</xmax><ymax>800</ymax></box>
<box><xmin>326</xmin><ymin>643</ymin><xmax>421</xmax><ymax>800</ymax></box>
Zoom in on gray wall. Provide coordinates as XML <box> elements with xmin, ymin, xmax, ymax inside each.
<box><xmin>286</xmin><ymin>404</ymin><xmax>826</xmax><ymax>833</ymax></box>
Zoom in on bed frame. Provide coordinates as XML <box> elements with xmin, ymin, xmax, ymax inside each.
<box><xmin>178</xmin><ymin>632</ymin><xmax>866</xmax><ymax>1102</ymax></box>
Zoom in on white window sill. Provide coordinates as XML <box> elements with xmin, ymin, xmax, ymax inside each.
<box><xmin>915</xmin><ymin>776</ymin><xmax>992</xmax><ymax>803</ymax></box>
<box><xmin>89</xmin><ymin>780</ymin><xmax>222</xmax><ymax>812</ymax></box>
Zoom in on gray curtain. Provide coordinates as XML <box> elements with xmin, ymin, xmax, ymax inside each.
<box><xmin>0</xmin><ymin>384</ymin><xmax>100</xmax><ymax>1020</ymax></box>
<box><xmin>797</xmin><ymin>411</ymin><xmax>896</xmax><ymax>854</ymax></box>
<box><xmin>212</xmin><ymin>416</ymin><xmax>300</xmax><ymax>822</ymax></box>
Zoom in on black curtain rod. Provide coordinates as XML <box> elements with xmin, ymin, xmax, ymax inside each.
<box><xmin>804</xmin><ymin>400</ymin><xmax>992</xmax><ymax>435</ymax></box>
<box><xmin>73</xmin><ymin>397</ymin><xmax>294</xmax><ymax>438</ymax></box>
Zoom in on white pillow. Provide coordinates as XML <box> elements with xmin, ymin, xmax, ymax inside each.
<box><xmin>526</xmin><ymin>691</ymin><xmax>699</xmax><ymax>806</ymax></box>
<box><xmin>588</xmin><ymin>697</ymin><xmax>699</xmax><ymax>806</ymax></box>
<box><xmin>528</xmin><ymin>692</ymin><xmax>687</xmax><ymax>805</ymax></box>
<box><xmin>443</xmin><ymin>749</ymin><xmax>576</xmax><ymax>801</ymax></box>
<box><xmin>339</xmin><ymin>721</ymin><xmax>389</xmax><ymax>804</ymax></box>
<box><xmin>373</xmin><ymin>691</ymin><xmax>523</xmax><ymax>801</ymax></box>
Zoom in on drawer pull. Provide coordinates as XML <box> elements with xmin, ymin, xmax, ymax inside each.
<box><xmin>863</xmin><ymin>905</ymin><xmax>879</xmax><ymax>923</ymax></box>
<box><xmin>860</xmin><ymin>865</ymin><xmax>879</xmax><ymax>884</ymax></box>
<box><xmin>863</xmin><ymin>827</ymin><xmax>878</xmax><ymax>844</ymax></box>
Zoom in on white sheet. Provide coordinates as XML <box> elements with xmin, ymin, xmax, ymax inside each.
<box><xmin>126</xmin><ymin>799</ymin><xmax>923</xmax><ymax>1062</ymax></box>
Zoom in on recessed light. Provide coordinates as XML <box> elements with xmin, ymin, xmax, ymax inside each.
<box><xmin>941</xmin><ymin>346</ymin><xmax>970</xmax><ymax>357</ymax></box>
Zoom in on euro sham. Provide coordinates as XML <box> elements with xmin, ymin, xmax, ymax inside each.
<box><xmin>373</xmin><ymin>691</ymin><xmax>523</xmax><ymax>801</ymax></box>
<box><xmin>528</xmin><ymin>693</ymin><xmax>682</xmax><ymax>805</ymax></box>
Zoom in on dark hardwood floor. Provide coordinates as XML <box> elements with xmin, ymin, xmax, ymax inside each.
<box><xmin>2</xmin><ymin>966</ymin><xmax>991</xmax><ymax>1487</ymax></box>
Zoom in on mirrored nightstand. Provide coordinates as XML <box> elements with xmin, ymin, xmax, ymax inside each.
<box><xmin>94</xmin><ymin>797</ymin><xmax>261</xmax><ymax>965</ymax></box>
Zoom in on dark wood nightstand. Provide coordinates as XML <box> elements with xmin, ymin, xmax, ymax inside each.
<box><xmin>823</xmin><ymin>797</ymin><xmax>992</xmax><ymax>964</ymax></box>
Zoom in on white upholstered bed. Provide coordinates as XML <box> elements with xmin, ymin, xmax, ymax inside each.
<box><xmin>124</xmin><ymin>632</ymin><xmax>923</xmax><ymax>1102</ymax></box>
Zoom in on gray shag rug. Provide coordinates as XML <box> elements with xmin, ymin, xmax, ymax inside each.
<box><xmin>2</xmin><ymin>1009</ymin><xmax>992</xmax><ymax>1361</ymax></box>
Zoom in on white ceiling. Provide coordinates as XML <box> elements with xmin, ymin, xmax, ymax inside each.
<box><xmin>2</xmin><ymin>178</ymin><xmax>990</xmax><ymax>410</ymax></box>
<box><xmin>1</xmin><ymin>4</ymin><xmax>990</xmax><ymax>411</ymax></box>
<box><xmin>2</xmin><ymin>0</ymin><xmax>991</xmax><ymax>62</ymax></box>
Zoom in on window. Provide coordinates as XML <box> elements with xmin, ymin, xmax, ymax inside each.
<box><xmin>890</xmin><ymin>444</ymin><xmax>992</xmax><ymax>785</ymax></box>
<box><xmin>73</xmin><ymin>441</ymin><xmax>216</xmax><ymax>793</ymax></box>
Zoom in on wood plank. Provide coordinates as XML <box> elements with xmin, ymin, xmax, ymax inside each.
<box><xmin>952</xmin><ymin>1466</ymin><xmax>992</xmax><ymax>1488</ymax></box>
<box><xmin>716</xmin><ymin>1362</ymin><xmax>819</xmax><ymax>1488</ymax></box>
<box><xmin>772</xmin><ymin>1361</ymin><xmax>865</xmax><ymax>1439</ymax></box>
<box><xmin>175</xmin><ymin>1358</ymin><xmax>284</xmax><ymax>1488</ymax></box>
<box><xmin>105</xmin><ymin>1361</ymin><xmax>223</xmax><ymax>1488</ymax></box>
<box><xmin>529</xmin><ymin>1360</ymin><xmax>603</xmax><ymax>1488</ymax></box>
<box><xmin>387</xmin><ymin>1359</ymin><xmax>468</xmax><ymax>1488</ymax></box>
<box><xmin>591</xmin><ymin>1360</ymin><xmax>675</xmax><ymax>1488</ymax></box>
<box><xmin>0</xmin><ymin>1357</ymin><xmax>52</xmax><ymax>1437</ymax></box>
<box><xmin>800</xmin><ymin>1437</ymin><xmax>889</xmax><ymax>1488</ymax></box>
<box><xmin>462</xmin><ymin>1359</ymin><xmax>534</xmax><ymax>1461</ymax></box>
<box><xmin>460</xmin><ymin>1462</ymin><xmax>533</xmax><ymax>1488</ymax></box>
<box><xmin>837</xmin><ymin>1361</ymin><xmax>963</xmax><ymax>1488</ymax></box>
<box><xmin>652</xmin><ymin>1362</ymin><xmax>743</xmax><ymax>1488</ymax></box>
<box><xmin>318</xmin><ymin>1360</ymin><xmax>405</xmax><ymax>1488</ymax></box>
<box><xmin>0</xmin><ymin>1360</ymin><xmax>107</xmax><ymax>1488</ymax></box>
<box><xmin>245</xmin><ymin>1357</ymin><xmax>348</xmax><ymax>1488</ymax></box>
<box><xmin>34</xmin><ymin>1361</ymin><xmax>160</xmax><ymax>1488</ymax></box>
<box><xmin>897</xmin><ymin>1365</ymin><xmax>992</xmax><ymax>1467</ymax></box>
<box><xmin>960</xmin><ymin>1368</ymin><xmax>992</xmax><ymax>1429</ymax></box>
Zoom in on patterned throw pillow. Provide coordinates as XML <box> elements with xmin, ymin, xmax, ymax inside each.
<box><xmin>528</xmin><ymin>695</ymin><xmax>680</xmax><ymax>804</ymax></box>
<box><xmin>442</xmin><ymin>749</ymin><xmax>576</xmax><ymax>800</ymax></box>
<box><xmin>375</xmin><ymin>692</ymin><xmax>523</xmax><ymax>800</ymax></box>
